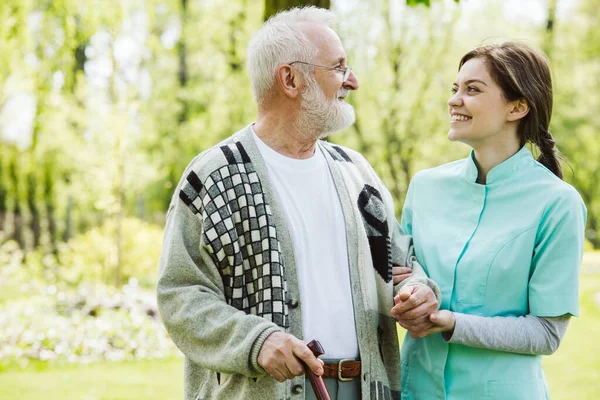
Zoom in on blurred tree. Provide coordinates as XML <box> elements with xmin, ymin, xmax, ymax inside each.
<box><xmin>551</xmin><ymin>0</ymin><xmax>600</xmax><ymax>248</ymax></box>
<box><xmin>334</xmin><ymin>0</ymin><xmax>461</xmax><ymax>212</ymax></box>
<box><xmin>264</xmin><ymin>0</ymin><xmax>330</xmax><ymax>21</ymax></box>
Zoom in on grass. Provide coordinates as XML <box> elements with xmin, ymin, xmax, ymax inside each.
<box><xmin>1</xmin><ymin>254</ymin><xmax>599</xmax><ymax>400</ymax></box>
<box><xmin>544</xmin><ymin>263</ymin><xmax>600</xmax><ymax>399</ymax></box>
<box><xmin>0</xmin><ymin>358</ymin><xmax>183</xmax><ymax>400</ymax></box>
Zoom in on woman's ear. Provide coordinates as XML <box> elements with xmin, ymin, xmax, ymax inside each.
<box><xmin>275</xmin><ymin>64</ymin><xmax>302</xmax><ymax>99</ymax></box>
<box><xmin>507</xmin><ymin>98</ymin><xmax>530</xmax><ymax>121</ymax></box>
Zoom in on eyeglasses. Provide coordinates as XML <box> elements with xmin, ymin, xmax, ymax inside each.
<box><xmin>289</xmin><ymin>61</ymin><xmax>352</xmax><ymax>82</ymax></box>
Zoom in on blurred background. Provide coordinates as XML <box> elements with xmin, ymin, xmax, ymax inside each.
<box><xmin>0</xmin><ymin>0</ymin><xmax>598</xmax><ymax>398</ymax></box>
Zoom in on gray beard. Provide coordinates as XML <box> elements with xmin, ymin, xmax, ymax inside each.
<box><xmin>298</xmin><ymin>77</ymin><xmax>355</xmax><ymax>139</ymax></box>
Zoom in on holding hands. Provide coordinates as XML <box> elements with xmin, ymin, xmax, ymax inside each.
<box><xmin>391</xmin><ymin>268</ymin><xmax>454</xmax><ymax>339</ymax></box>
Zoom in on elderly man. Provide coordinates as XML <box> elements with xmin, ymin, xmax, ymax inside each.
<box><xmin>157</xmin><ymin>6</ymin><xmax>439</xmax><ymax>400</ymax></box>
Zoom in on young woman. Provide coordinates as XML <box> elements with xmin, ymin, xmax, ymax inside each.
<box><xmin>394</xmin><ymin>42</ymin><xmax>587</xmax><ymax>399</ymax></box>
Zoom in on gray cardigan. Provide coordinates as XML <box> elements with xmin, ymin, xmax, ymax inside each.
<box><xmin>157</xmin><ymin>125</ymin><xmax>437</xmax><ymax>400</ymax></box>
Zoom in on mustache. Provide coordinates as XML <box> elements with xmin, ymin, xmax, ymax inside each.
<box><xmin>337</xmin><ymin>89</ymin><xmax>349</xmax><ymax>99</ymax></box>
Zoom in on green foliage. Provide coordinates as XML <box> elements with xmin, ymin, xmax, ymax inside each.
<box><xmin>0</xmin><ymin>216</ymin><xmax>163</xmax><ymax>296</ymax></box>
<box><xmin>1</xmin><ymin>0</ymin><xmax>598</xmax><ymax>249</ymax></box>
<box><xmin>407</xmin><ymin>0</ymin><xmax>459</xmax><ymax>6</ymax></box>
<box><xmin>0</xmin><ymin>236</ymin><xmax>179</xmax><ymax>371</ymax></box>
<box><xmin>0</xmin><ymin>281</ymin><xmax>179</xmax><ymax>371</ymax></box>
<box><xmin>55</xmin><ymin>218</ymin><xmax>163</xmax><ymax>288</ymax></box>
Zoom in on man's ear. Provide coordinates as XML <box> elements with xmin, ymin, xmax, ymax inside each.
<box><xmin>507</xmin><ymin>98</ymin><xmax>530</xmax><ymax>122</ymax></box>
<box><xmin>275</xmin><ymin>64</ymin><xmax>302</xmax><ymax>99</ymax></box>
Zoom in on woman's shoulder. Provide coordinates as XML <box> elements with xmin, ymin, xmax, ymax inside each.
<box><xmin>412</xmin><ymin>158</ymin><xmax>469</xmax><ymax>183</ymax></box>
<box><xmin>529</xmin><ymin>161</ymin><xmax>584</xmax><ymax>204</ymax></box>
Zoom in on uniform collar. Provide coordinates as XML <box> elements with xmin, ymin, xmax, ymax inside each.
<box><xmin>462</xmin><ymin>145</ymin><xmax>533</xmax><ymax>184</ymax></box>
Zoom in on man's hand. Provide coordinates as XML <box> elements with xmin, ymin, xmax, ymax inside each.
<box><xmin>391</xmin><ymin>284</ymin><xmax>439</xmax><ymax>337</ymax></box>
<box><xmin>257</xmin><ymin>332</ymin><xmax>324</xmax><ymax>383</ymax></box>
<box><xmin>392</xmin><ymin>266</ymin><xmax>413</xmax><ymax>285</ymax></box>
<box><xmin>403</xmin><ymin>310</ymin><xmax>456</xmax><ymax>339</ymax></box>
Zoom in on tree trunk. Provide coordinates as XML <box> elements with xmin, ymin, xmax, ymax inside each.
<box><xmin>588</xmin><ymin>215</ymin><xmax>598</xmax><ymax>249</ymax></box>
<box><xmin>7</xmin><ymin>152</ymin><xmax>25</xmax><ymax>247</ymax></box>
<box><xmin>543</xmin><ymin>0</ymin><xmax>557</xmax><ymax>59</ymax></box>
<box><xmin>161</xmin><ymin>0</ymin><xmax>191</xmax><ymax>210</ymax></box>
<box><xmin>114</xmin><ymin>131</ymin><xmax>125</xmax><ymax>288</ymax></box>
<box><xmin>63</xmin><ymin>195</ymin><xmax>73</xmax><ymax>242</ymax></box>
<box><xmin>0</xmin><ymin>155</ymin><xmax>6</xmax><ymax>235</ymax></box>
<box><xmin>177</xmin><ymin>0</ymin><xmax>189</xmax><ymax>124</ymax></box>
<box><xmin>264</xmin><ymin>0</ymin><xmax>330</xmax><ymax>21</ymax></box>
<box><xmin>44</xmin><ymin>159</ymin><xmax>57</xmax><ymax>254</ymax></box>
<box><xmin>27</xmin><ymin>172</ymin><xmax>41</xmax><ymax>248</ymax></box>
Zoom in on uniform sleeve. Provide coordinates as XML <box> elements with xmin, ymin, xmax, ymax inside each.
<box><xmin>157</xmin><ymin>188</ymin><xmax>281</xmax><ymax>377</ymax></box>
<box><xmin>529</xmin><ymin>189</ymin><xmax>587</xmax><ymax>317</ymax></box>
<box><xmin>446</xmin><ymin>313</ymin><xmax>570</xmax><ymax>355</ymax></box>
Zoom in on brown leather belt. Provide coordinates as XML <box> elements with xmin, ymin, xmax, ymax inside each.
<box><xmin>321</xmin><ymin>359</ymin><xmax>361</xmax><ymax>381</ymax></box>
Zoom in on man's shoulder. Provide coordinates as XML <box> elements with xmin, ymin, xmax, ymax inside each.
<box><xmin>319</xmin><ymin>140</ymin><xmax>371</xmax><ymax>167</ymax></box>
<box><xmin>183</xmin><ymin>128</ymin><xmax>252</xmax><ymax>181</ymax></box>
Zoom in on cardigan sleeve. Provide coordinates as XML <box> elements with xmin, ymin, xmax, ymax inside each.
<box><xmin>157</xmin><ymin>189</ymin><xmax>282</xmax><ymax>377</ymax></box>
<box><xmin>383</xmin><ymin>177</ymin><xmax>441</xmax><ymax>301</ymax></box>
<box><xmin>391</xmin><ymin>221</ymin><xmax>441</xmax><ymax>301</ymax></box>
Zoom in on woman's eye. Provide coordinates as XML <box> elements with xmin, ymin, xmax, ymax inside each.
<box><xmin>451</xmin><ymin>87</ymin><xmax>458</xmax><ymax>94</ymax></box>
<box><xmin>467</xmin><ymin>86</ymin><xmax>479</xmax><ymax>93</ymax></box>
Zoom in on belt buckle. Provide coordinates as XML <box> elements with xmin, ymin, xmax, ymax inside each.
<box><xmin>337</xmin><ymin>358</ymin><xmax>355</xmax><ymax>382</ymax></box>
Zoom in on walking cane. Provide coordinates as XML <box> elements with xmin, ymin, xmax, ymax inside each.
<box><xmin>303</xmin><ymin>340</ymin><xmax>332</xmax><ymax>400</ymax></box>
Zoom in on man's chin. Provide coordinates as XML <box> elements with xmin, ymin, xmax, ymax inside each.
<box><xmin>318</xmin><ymin>116</ymin><xmax>356</xmax><ymax>139</ymax></box>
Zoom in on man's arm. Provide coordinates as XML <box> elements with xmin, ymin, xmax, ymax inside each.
<box><xmin>390</xmin><ymin>222</ymin><xmax>441</xmax><ymax>300</ymax></box>
<box><xmin>157</xmin><ymin>197</ymin><xmax>281</xmax><ymax>377</ymax></box>
<box><xmin>158</xmin><ymin>188</ymin><xmax>323</xmax><ymax>380</ymax></box>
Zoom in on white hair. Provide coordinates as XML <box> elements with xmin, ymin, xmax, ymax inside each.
<box><xmin>246</xmin><ymin>7</ymin><xmax>337</xmax><ymax>105</ymax></box>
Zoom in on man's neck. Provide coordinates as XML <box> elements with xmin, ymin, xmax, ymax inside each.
<box><xmin>253</xmin><ymin>115</ymin><xmax>320</xmax><ymax>160</ymax></box>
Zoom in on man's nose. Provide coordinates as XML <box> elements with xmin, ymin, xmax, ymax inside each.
<box><xmin>343</xmin><ymin>71</ymin><xmax>359</xmax><ymax>91</ymax></box>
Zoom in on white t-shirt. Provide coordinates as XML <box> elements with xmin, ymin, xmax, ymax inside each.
<box><xmin>252</xmin><ymin>128</ymin><xmax>359</xmax><ymax>359</ymax></box>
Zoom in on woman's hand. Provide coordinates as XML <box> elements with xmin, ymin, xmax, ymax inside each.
<box><xmin>405</xmin><ymin>310</ymin><xmax>456</xmax><ymax>339</ymax></box>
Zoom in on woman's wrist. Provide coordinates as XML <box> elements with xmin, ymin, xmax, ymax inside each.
<box><xmin>441</xmin><ymin>312</ymin><xmax>456</xmax><ymax>341</ymax></box>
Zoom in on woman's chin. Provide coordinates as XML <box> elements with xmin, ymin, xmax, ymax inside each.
<box><xmin>447</xmin><ymin>129</ymin><xmax>463</xmax><ymax>142</ymax></box>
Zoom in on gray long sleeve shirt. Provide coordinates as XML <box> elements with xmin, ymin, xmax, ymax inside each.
<box><xmin>445</xmin><ymin>313</ymin><xmax>570</xmax><ymax>355</ymax></box>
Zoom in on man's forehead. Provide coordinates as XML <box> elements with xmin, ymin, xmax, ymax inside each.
<box><xmin>299</xmin><ymin>23</ymin><xmax>346</xmax><ymax>62</ymax></box>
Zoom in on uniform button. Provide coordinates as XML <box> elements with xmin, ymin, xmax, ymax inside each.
<box><xmin>287</xmin><ymin>298</ymin><xmax>299</xmax><ymax>308</ymax></box>
<box><xmin>292</xmin><ymin>384</ymin><xmax>303</xmax><ymax>394</ymax></box>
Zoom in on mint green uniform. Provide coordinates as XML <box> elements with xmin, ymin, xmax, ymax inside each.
<box><xmin>400</xmin><ymin>147</ymin><xmax>586</xmax><ymax>400</ymax></box>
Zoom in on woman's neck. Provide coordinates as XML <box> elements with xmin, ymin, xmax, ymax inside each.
<box><xmin>472</xmin><ymin>138</ymin><xmax>521</xmax><ymax>184</ymax></box>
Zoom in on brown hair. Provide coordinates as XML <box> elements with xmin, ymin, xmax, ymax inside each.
<box><xmin>459</xmin><ymin>42</ymin><xmax>563</xmax><ymax>179</ymax></box>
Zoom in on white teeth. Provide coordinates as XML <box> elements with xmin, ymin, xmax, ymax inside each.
<box><xmin>451</xmin><ymin>114</ymin><xmax>471</xmax><ymax>121</ymax></box>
